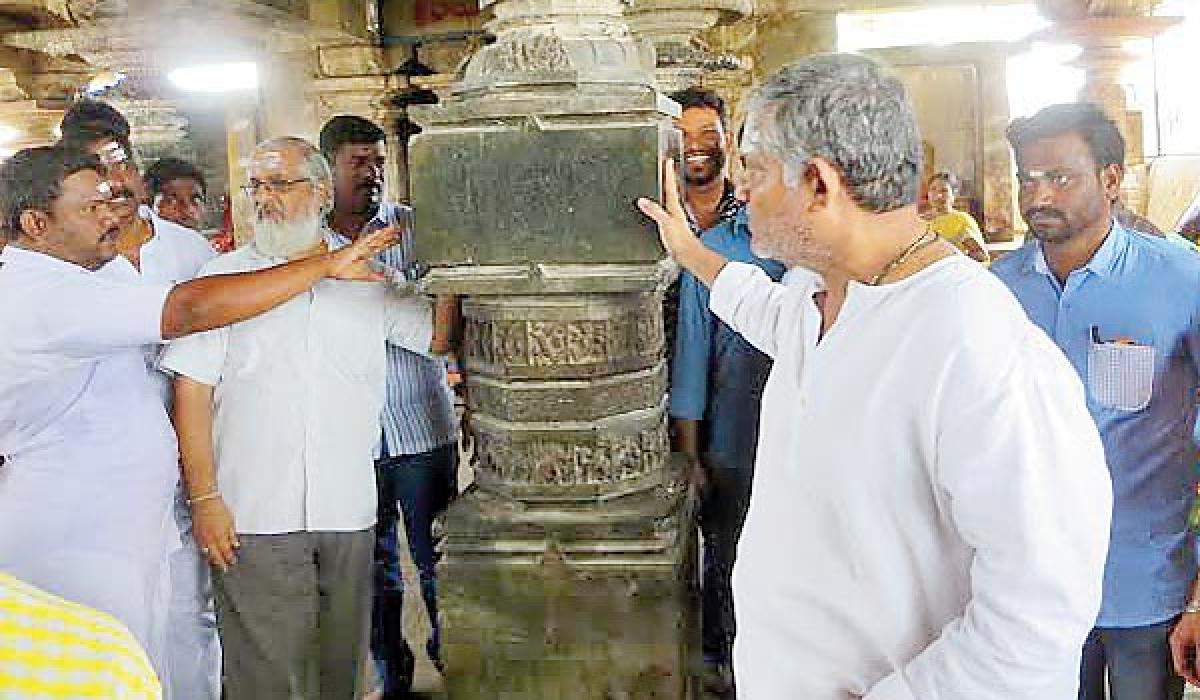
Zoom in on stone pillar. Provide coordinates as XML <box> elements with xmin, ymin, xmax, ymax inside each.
<box><xmin>224</xmin><ymin>98</ymin><xmax>259</xmax><ymax>245</ymax></box>
<box><xmin>978</xmin><ymin>55</ymin><xmax>1019</xmax><ymax>241</ymax></box>
<box><xmin>698</xmin><ymin>17</ymin><xmax>758</xmax><ymax>125</ymax></box>
<box><xmin>749</xmin><ymin>8</ymin><xmax>836</xmax><ymax>80</ymax></box>
<box><xmin>259</xmin><ymin>48</ymin><xmax>320</xmax><ymax>142</ymax></box>
<box><xmin>309</xmin><ymin>42</ymin><xmax>410</xmax><ymax>200</ymax></box>
<box><xmin>107</xmin><ymin>96</ymin><xmax>193</xmax><ymax>164</ymax></box>
<box><xmin>0</xmin><ymin>99</ymin><xmax>63</xmax><ymax>152</ymax></box>
<box><xmin>625</xmin><ymin>0</ymin><xmax>751</xmax><ymax>93</ymax></box>
<box><xmin>409</xmin><ymin>0</ymin><xmax>695</xmax><ymax>696</ymax></box>
<box><xmin>1034</xmin><ymin>1</ymin><xmax>1181</xmax><ymax>213</ymax></box>
<box><xmin>0</xmin><ymin>65</ymin><xmax>65</xmax><ymax>154</ymax></box>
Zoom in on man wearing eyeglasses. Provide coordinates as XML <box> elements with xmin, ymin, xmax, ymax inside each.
<box><xmin>162</xmin><ymin>136</ymin><xmax>454</xmax><ymax>700</ymax></box>
<box><xmin>0</xmin><ymin>144</ymin><xmax>395</xmax><ymax>695</ymax></box>
<box><xmin>58</xmin><ymin>99</ymin><xmax>221</xmax><ymax>700</ymax></box>
<box><xmin>993</xmin><ymin>102</ymin><xmax>1200</xmax><ymax>700</ymax></box>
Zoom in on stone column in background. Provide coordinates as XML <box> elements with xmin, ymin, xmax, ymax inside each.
<box><xmin>224</xmin><ymin>98</ymin><xmax>258</xmax><ymax>245</ymax></box>
<box><xmin>408</xmin><ymin>0</ymin><xmax>696</xmax><ymax>696</ymax></box>
<box><xmin>977</xmin><ymin>52</ymin><xmax>1018</xmax><ymax>241</ymax></box>
<box><xmin>747</xmin><ymin>5</ymin><xmax>835</xmax><ymax>80</ymax></box>
<box><xmin>1035</xmin><ymin>0</ymin><xmax>1181</xmax><ymax>214</ymax></box>
<box><xmin>308</xmin><ymin>41</ymin><xmax>403</xmax><ymax>194</ymax></box>
<box><xmin>625</xmin><ymin>0</ymin><xmax>751</xmax><ymax>94</ymax></box>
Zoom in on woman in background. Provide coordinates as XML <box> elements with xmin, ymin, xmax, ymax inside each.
<box><xmin>926</xmin><ymin>171</ymin><xmax>990</xmax><ymax>263</ymax></box>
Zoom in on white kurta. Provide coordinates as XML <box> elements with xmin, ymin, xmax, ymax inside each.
<box><xmin>96</xmin><ymin>206</ymin><xmax>216</xmax><ymax>404</ymax></box>
<box><xmin>95</xmin><ymin>210</ymin><xmax>220</xmax><ymax>700</ymax></box>
<box><xmin>0</xmin><ymin>245</ymin><xmax>177</xmax><ymax>680</ymax></box>
<box><xmin>710</xmin><ymin>256</ymin><xmax>1113</xmax><ymax>700</ymax></box>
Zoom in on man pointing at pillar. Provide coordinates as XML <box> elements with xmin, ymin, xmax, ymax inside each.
<box><xmin>638</xmin><ymin>53</ymin><xmax>1113</xmax><ymax>699</ymax></box>
<box><xmin>0</xmin><ymin>144</ymin><xmax>396</xmax><ymax>685</ymax></box>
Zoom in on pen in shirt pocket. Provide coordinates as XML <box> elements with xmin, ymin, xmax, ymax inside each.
<box><xmin>1090</xmin><ymin>325</ymin><xmax>1142</xmax><ymax>345</ymax></box>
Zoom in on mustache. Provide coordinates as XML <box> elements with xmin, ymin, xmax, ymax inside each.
<box><xmin>1025</xmin><ymin>206</ymin><xmax>1067</xmax><ymax>222</ymax></box>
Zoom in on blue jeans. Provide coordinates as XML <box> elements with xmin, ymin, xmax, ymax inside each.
<box><xmin>370</xmin><ymin>444</ymin><xmax>458</xmax><ymax>694</ymax></box>
<box><xmin>1079</xmin><ymin>618</ymin><xmax>1185</xmax><ymax>700</ymax></box>
<box><xmin>699</xmin><ymin>464</ymin><xmax>754</xmax><ymax>668</ymax></box>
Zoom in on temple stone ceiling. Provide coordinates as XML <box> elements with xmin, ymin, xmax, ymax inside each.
<box><xmin>758</xmin><ymin>0</ymin><xmax>1027</xmax><ymax>11</ymax></box>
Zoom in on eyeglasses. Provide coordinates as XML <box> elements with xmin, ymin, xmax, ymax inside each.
<box><xmin>241</xmin><ymin>178</ymin><xmax>313</xmax><ymax>197</ymax></box>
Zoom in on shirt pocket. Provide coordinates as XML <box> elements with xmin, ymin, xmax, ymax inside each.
<box><xmin>1087</xmin><ymin>341</ymin><xmax>1155</xmax><ymax>412</ymax></box>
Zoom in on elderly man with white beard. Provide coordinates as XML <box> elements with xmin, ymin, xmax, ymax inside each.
<box><xmin>638</xmin><ymin>53</ymin><xmax>1114</xmax><ymax>699</ymax></box>
<box><xmin>161</xmin><ymin>136</ymin><xmax>456</xmax><ymax>700</ymax></box>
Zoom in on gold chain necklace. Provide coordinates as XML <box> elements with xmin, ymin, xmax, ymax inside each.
<box><xmin>870</xmin><ymin>229</ymin><xmax>938</xmax><ymax>286</ymax></box>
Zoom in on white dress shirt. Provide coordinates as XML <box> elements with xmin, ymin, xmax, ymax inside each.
<box><xmin>96</xmin><ymin>206</ymin><xmax>216</xmax><ymax>405</ymax></box>
<box><xmin>711</xmin><ymin>256</ymin><xmax>1113</xmax><ymax>700</ymax></box>
<box><xmin>0</xmin><ymin>245</ymin><xmax>178</xmax><ymax>677</ymax></box>
<box><xmin>97</xmin><ymin>205</ymin><xmax>217</xmax><ymax>285</ymax></box>
<box><xmin>160</xmin><ymin>241</ymin><xmax>434</xmax><ymax>535</ymax></box>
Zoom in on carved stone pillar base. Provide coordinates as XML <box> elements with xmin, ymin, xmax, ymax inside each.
<box><xmin>440</xmin><ymin>478</ymin><xmax>697</xmax><ymax>699</ymax></box>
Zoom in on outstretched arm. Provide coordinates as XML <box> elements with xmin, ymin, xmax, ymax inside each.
<box><xmin>161</xmin><ymin>226</ymin><xmax>398</xmax><ymax>340</ymax></box>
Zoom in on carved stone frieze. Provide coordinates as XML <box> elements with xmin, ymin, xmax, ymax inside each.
<box><xmin>477</xmin><ymin>29</ymin><xmax>573</xmax><ymax>75</ymax></box>
<box><xmin>461</xmin><ymin>296</ymin><xmax>663</xmax><ymax>379</ymax></box>
<box><xmin>472</xmin><ymin>415</ymin><xmax>669</xmax><ymax>488</ymax></box>
<box><xmin>466</xmin><ymin>363</ymin><xmax>666</xmax><ymax>422</ymax></box>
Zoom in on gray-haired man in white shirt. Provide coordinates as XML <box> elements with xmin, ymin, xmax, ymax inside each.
<box><xmin>163</xmin><ymin>136</ymin><xmax>452</xmax><ymax>700</ymax></box>
<box><xmin>638</xmin><ymin>53</ymin><xmax>1113</xmax><ymax>700</ymax></box>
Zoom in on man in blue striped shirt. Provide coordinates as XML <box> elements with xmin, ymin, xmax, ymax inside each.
<box><xmin>320</xmin><ymin>116</ymin><xmax>459</xmax><ymax>698</ymax></box>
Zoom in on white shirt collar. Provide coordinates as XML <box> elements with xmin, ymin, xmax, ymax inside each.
<box><xmin>0</xmin><ymin>245</ymin><xmax>92</xmax><ymax>275</ymax></box>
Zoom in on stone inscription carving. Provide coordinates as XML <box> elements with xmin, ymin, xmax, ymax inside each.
<box><xmin>475</xmin><ymin>423</ymin><xmax>668</xmax><ymax>485</ymax></box>
<box><xmin>411</xmin><ymin>127</ymin><xmax>664</xmax><ymax>266</ymax></box>
<box><xmin>464</xmin><ymin>315</ymin><xmax>662</xmax><ymax>370</ymax></box>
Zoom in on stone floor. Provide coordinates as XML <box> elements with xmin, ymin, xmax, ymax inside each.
<box><xmin>358</xmin><ymin>442</ymin><xmax>480</xmax><ymax>700</ymax></box>
<box><xmin>357</xmin><ymin>505</ymin><xmax>448</xmax><ymax>699</ymax></box>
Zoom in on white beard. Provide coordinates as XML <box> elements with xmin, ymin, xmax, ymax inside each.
<box><xmin>252</xmin><ymin>212</ymin><xmax>325</xmax><ymax>259</ymax></box>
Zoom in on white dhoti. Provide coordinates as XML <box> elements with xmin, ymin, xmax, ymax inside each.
<box><xmin>0</xmin><ymin>349</ymin><xmax>182</xmax><ymax>686</ymax></box>
<box><xmin>166</xmin><ymin>489</ymin><xmax>222</xmax><ymax>700</ymax></box>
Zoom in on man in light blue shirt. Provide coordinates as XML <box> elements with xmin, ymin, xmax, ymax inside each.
<box><xmin>993</xmin><ymin>102</ymin><xmax>1200</xmax><ymax>700</ymax></box>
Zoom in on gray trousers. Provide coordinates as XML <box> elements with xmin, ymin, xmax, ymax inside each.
<box><xmin>213</xmin><ymin>529</ymin><xmax>374</xmax><ymax>700</ymax></box>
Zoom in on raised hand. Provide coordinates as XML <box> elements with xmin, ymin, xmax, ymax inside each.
<box><xmin>636</xmin><ymin>159</ymin><xmax>729</xmax><ymax>287</ymax></box>
<box><xmin>637</xmin><ymin>159</ymin><xmax>697</xmax><ymax>260</ymax></box>
<box><xmin>327</xmin><ymin>225</ymin><xmax>401</xmax><ymax>281</ymax></box>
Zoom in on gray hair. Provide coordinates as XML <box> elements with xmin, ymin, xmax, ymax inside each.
<box><xmin>743</xmin><ymin>53</ymin><xmax>922</xmax><ymax>213</ymax></box>
<box><xmin>254</xmin><ymin>136</ymin><xmax>333</xmax><ymax>187</ymax></box>
<box><xmin>251</xmin><ymin>136</ymin><xmax>333</xmax><ymax>218</ymax></box>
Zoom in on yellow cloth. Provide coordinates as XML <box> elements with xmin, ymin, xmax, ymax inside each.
<box><xmin>0</xmin><ymin>573</ymin><xmax>161</xmax><ymax>699</ymax></box>
<box><xmin>930</xmin><ymin>210</ymin><xmax>986</xmax><ymax>254</ymax></box>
